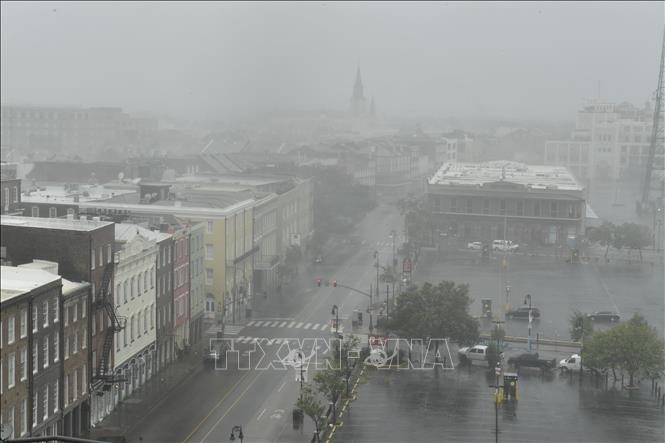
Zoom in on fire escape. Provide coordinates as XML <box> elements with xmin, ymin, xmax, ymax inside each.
<box><xmin>93</xmin><ymin>263</ymin><xmax>126</xmax><ymax>389</ymax></box>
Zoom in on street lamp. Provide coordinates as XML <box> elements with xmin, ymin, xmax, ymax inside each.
<box><xmin>524</xmin><ymin>294</ymin><xmax>532</xmax><ymax>352</ymax></box>
<box><xmin>229</xmin><ymin>425</ymin><xmax>243</xmax><ymax>442</ymax></box>
<box><xmin>331</xmin><ymin>305</ymin><xmax>339</xmax><ymax>336</ymax></box>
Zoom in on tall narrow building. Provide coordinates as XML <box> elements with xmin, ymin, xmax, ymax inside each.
<box><xmin>351</xmin><ymin>66</ymin><xmax>367</xmax><ymax>115</ymax></box>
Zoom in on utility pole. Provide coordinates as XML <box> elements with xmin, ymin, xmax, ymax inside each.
<box><xmin>525</xmin><ymin>294</ymin><xmax>533</xmax><ymax>353</ymax></box>
<box><xmin>374</xmin><ymin>250</ymin><xmax>380</xmax><ymax>299</ymax></box>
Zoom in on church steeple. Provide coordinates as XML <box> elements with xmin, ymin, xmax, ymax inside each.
<box><xmin>351</xmin><ymin>65</ymin><xmax>367</xmax><ymax>115</ymax></box>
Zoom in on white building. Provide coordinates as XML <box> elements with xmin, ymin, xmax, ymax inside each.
<box><xmin>111</xmin><ymin>225</ymin><xmax>158</xmax><ymax>408</ymax></box>
<box><xmin>545</xmin><ymin>100</ymin><xmax>653</xmax><ymax>180</ymax></box>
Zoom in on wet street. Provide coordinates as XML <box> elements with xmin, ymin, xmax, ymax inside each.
<box><xmin>334</xmin><ymin>366</ymin><xmax>665</xmax><ymax>443</ymax></box>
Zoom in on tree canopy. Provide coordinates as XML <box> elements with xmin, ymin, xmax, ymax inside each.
<box><xmin>387</xmin><ymin>281</ymin><xmax>479</xmax><ymax>346</ymax></box>
<box><xmin>569</xmin><ymin>310</ymin><xmax>594</xmax><ymax>342</ymax></box>
<box><xmin>583</xmin><ymin>314</ymin><xmax>665</xmax><ymax>386</ymax></box>
<box><xmin>588</xmin><ymin>221</ymin><xmax>652</xmax><ymax>261</ymax></box>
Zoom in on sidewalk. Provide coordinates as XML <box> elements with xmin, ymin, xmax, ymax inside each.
<box><xmin>88</xmin><ymin>347</ymin><xmax>206</xmax><ymax>439</ymax></box>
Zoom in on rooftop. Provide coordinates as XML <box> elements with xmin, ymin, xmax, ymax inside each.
<box><xmin>22</xmin><ymin>184</ymin><xmax>138</xmax><ymax>204</ymax></box>
<box><xmin>428</xmin><ymin>161</ymin><xmax>583</xmax><ymax>191</ymax></box>
<box><xmin>115</xmin><ymin>222</ymin><xmax>171</xmax><ymax>243</ymax></box>
<box><xmin>1</xmin><ymin>215</ymin><xmax>114</xmax><ymax>232</ymax></box>
<box><xmin>16</xmin><ymin>260</ymin><xmax>89</xmax><ymax>295</ymax></box>
<box><xmin>1</xmin><ymin>266</ymin><xmax>61</xmax><ymax>303</ymax></box>
<box><xmin>78</xmin><ymin>197</ymin><xmax>261</xmax><ymax>218</ymax></box>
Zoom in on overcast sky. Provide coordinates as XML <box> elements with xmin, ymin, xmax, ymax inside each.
<box><xmin>1</xmin><ymin>1</ymin><xmax>663</xmax><ymax>122</ymax></box>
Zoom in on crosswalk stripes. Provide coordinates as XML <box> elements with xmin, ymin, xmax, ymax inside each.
<box><xmin>243</xmin><ymin>320</ymin><xmax>333</xmax><ymax>331</ymax></box>
<box><xmin>224</xmin><ymin>325</ymin><xmax>244</xmax><ymax>335</ymax></box>
<box><xmin>246</xmin><ymin>320</ymin><xmax>256</xmax><ymax>327</ymax></box>
<box><xmin>304</xmin><ymin>323</ymin><xmax>312</xmax><ymax>329</ymax></box>
<box><xmin>296</xmin><ymin>322</ymin><xmax>304</xmax><ymax>328</ymax></box>
<box><xmin>279</xmin><ymin>321</ymin><xmax>287</xmax><ymax>327</ymax></box>
<box><xmin>288</xmin><ymin>321</ymin><xmax>296</xmax><ymax>328</ymax></box>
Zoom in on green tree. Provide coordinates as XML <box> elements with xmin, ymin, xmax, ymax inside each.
<box><xmin>569</xmin><ymin>310</ymin><xmax>594</xmax><ymax>342</ymax></box>
<box><xmin>588</xmin><ymin>221</ymin><xmax>615</xmax><ymax>259</ymax></box>
<box><xmin>387</xmin><ymin>281</ymin><xmax>480</xmax><ymax>357</ymax></box>
<box><xmin>397</xmin><ymin>195</ymin><xmax>434</xmax><ymax>259</ymax></box>
<box><xmin>613</xmin><ymin>223</ymin><xmax>651</xmax><ymax>262</ymax></box>
<box><xmin>296</xmin><ymin>384</ymin><xmax>324</xmax><ymax>443</ymax></box>
<box><xmin>583</xmin><ymin>314</ymin><xmax>665</xmax><ymax>386</ymax></box>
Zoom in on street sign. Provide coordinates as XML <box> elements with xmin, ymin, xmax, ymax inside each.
<box><xmin>495</xmin><ymin>366</ymin><xmax>502</xmax><ymax>376</ymax></box>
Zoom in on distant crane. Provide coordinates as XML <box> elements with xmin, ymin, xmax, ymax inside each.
<box><xmin>640</xmin><ymin>28</ymin><xmax>665</xmax><ymax>213</ymax></box>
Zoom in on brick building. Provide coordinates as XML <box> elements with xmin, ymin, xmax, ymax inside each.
<box><xmin>1</xmin><ymin>162</ymin><xmax>21</xmax><ymax>215</ymax></box>
<box><xmin>0</xmin><ymin>215</ymin><xmax>120</xmax><ymax>427</ymax></box>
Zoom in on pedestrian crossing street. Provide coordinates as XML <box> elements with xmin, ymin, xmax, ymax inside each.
<box><xmin>246</xmin><ymin>320</ymin><xmax>330</xmax><ymax>331</ymax></box>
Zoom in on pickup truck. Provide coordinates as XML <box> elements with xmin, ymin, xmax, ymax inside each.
<box><xmin>558</xmin><ymin>354</ymin><xmax>608</xmax><ymax>375</ymax></box>
<box><xmin>458</xmin><ymin>345</ymin><xmax>502</xmax><ymax>365</ymax></box>
<box><xmin>507</xmin><ymin>352</ymin><xmax>556</xmax><ymax>371</ymax></box>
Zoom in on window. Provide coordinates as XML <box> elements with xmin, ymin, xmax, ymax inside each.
<box><xmin>64</xmin><ymin>333</ymin><xmax>70</xmax><ymax>359</ymax></box>
<box><xmin>499</xmin><ymin>200</ymin><xmax>506</xmax><ymax>215</ymax></box>
<box><xmin>53</xmin><ymin>297</ymin><xmax>59</xmax><ymax>323</ymax></box>
<box><xmin>99</xmin><ymin>247</ymin><xmax>103</xmax><ymax>267</ymax></box>
<box><xmin>13</xmin><ymin>187</ymin><xmax>18</xmax><ymax>203</ymax></box>
<box><xmin>466</xmin><ymin>199</ymin><xmax>472</xmax><ymax>214</ymax></box>
<box><xmin>33</xmin><ymin>392</ymin><xmax>38</xmax><ymax>425</ymax></box>
<box><xmin>482</xmin><ymin>199</ymin><xmax>489</xmax><ymax>214</ymax></box>
<box><xmin>137</xmin><ymin>274</ymin><xmax>142</xmax><ymax>296</ymax></box>
<box><xmin>91</xmin><ymin>313</ymin><xmax>95</xmax><ymax>336</ymax></box>
<box><xmin>550</xmin><ymin>201</ymin><xmax>557</xmax><ymax>218</ymax></box>
<box><xmin>53</xmin><ymin>334</ymin><xmax>59</xmax><ymax>362</ymax></box>
<box><xmin>31</xmin><ymin>206</ymin><xmax>39</xmax><ymax>217</ymax></box>
<box><xmin>49</xmin><ymin>207</ymin><xmax>57</xmax><ymax>218</ymax></box>
<box><xmin>6</xmin><ymin>406</ymin><xmax>14</xmax><ymax>439</ymax></box>
<box><xmin>3</xmin><ymin>188</ymin><xmax>8</xmax><ymax>210</ymax></box>
<box><xmin>43</xmin><ymin>337</ymin><xmax>49</xmax><ymax>368</ymax></box>
<box><xmin>81</xmin><ymin>364</ymin><xmax>86</xmax><ymax>394</ymax></box>
<box><xmin>144</xmin><ymin>273</ymin><xmax>148</xmax><ymax>293</ymax></box>
<box><xmin>534</xmin><ymin>202</ymin><xmax>541</xmax><ymax>217</ymax></box>
<box><xmin>107</xmin><ymin>244</ymin><xmax>112</xmax><ymax>264</ymax></box>
<box><xmin>123</xmin><ymin>281</ymin><xmax>128</xmax><ymax>303</ymax></box>
<box><xmin>43</xmin><ymin>385</ymin><xmax>49</xmax><ymax>420</ymax></box>
<box><xmin>64</xmin><ymin>375</ymin><xmax>69</xmax><ymax>407</ymax></box>
<box><xmin>72</xmin><ymin>332</ymin><xmax>78</xmax><ymax>354</ymax></box>
<box><xmin>137</xmin><ymin>312</ymin><xmax>142</xmax><ymax>338</ymax></box>
<box><xmin>150</xmin><ymin>304</ymin><xmax>155</xmax><ymax>329</ymax></box>
<box><xmin>130</xmin><ymin>315</ymin><xmax>135</xmax><ymax>341</ymax></box>
<box><xmin>207</xmin><ymin>221</ymin><xmax>213</xmax><ymax>233</ymax></box>
<box><xmin>168</xmin><ymin>245</ymin><xmax>171</xmax><ymax>263</ymax></box>
<box><xmin>43</xmin><ymin>300</ymin><xmax>49</xmax><ymax>327</ymax></box>
<box><xmin>150</xmin><ymin>268</ymin><xmax>154</xmax><ymax>288</ymax></box>
<box><xmin>131</xmin><ymin>276</ymin><xmax>135</xmax><ymax>298</ymax></box>
<box><xmin>20</xmin><ymin>347</ymin><xmax>26</xmax><ymax>381</ymax></box>
<box><xmin>7</xmin><ymin>352</ymin><xmax>15</xmax><ymax>388</ymax></box>
<box><xmin>91</xmin><ymin>249</ymin><xmax>96</xmax><ymax>270</ymax></box>
<box><xmin>81</xmin><ymin>330</ymin><xmax>86</xmax><ymax>349</ymax></box>
<box><xmin>116</xmin><ymin>284</ymin><xmax>121</xmax><ymax>306</ymax></box>
<box><xmin>123</xmin><ymin>326</ymin><xmax>127</xmax><ymax>347</ymax></box>
<box><xmin>54</xmin><ymin>380</ymin><xmax>59</xmax><ymax>413</ymax></box>
<box><xmin>33</xmin><ymin>345</ymin><xmax>38</xmax><ymax>373</ymax></box>
<box><xmin>73</xmin><ymin>302</ymin><xmax>78</xmax><ymax>323</ymax></box>
<box><xmin>206</xmin><ymin>244</ymin><xmax>214</xmax><ymax>260</ymax></box>
<box><xmin>144</xmin><ymin>307</ymin><xmax>149</xmax><ymax>333</ymax></box>
<box><xmin>8</xmin><ymin>315</ymin><xmax>15</xmax><ymax>344</ymax></box>
<box><xmin>517</xmin><ymin>201</ymin><xmax>524</xmax><ymax>216</ymax></box>
<box><xmin>206</xmin><ymin>268</ymin><xmax>213</xmax><ymax>285</ymax></box>
<box><xmin>21</xmin><ymin>398</ymin><xmax>26</xmax><ymax>435</ymax></box>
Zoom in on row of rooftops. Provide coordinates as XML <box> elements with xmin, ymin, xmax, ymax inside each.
<box><xmin>428</xmin><ymin>161</ymin><xmax>583</xmax><ymax>191</ymax></box>
<box><xmin>1</xmin><ymin>260</ymin><xmax>88</xmax><ymax>304</ymax></box>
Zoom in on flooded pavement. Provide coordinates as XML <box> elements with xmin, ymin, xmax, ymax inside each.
<box><xmin>334</xmin><ymin>367</ymin><xmax>665</xmax><ymax>443</ymax></box>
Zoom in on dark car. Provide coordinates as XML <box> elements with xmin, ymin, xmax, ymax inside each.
<box><xmin>586</xmin><ymin>311</ymin><xmax>620</xmax><ymax>322</ymax></box>
<box><xmin>506</xmin><ymin>306</ymin><xmax>540</xmax><ymax>319</ymax></box>
<box><xmin>507</xmin><ymin>352</ymin><xmax>556</xmax><ymax>370</ymax></box>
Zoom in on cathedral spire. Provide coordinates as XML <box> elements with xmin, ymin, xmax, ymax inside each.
<box><xmin>351</xmin><ymin>65</ymin><xmax>367</xmax><ymax>115</ymax></box>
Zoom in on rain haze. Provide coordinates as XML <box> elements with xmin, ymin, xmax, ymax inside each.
<box><xmin>1</xmin><ymin>1</ymin><xmax>663</xmax><ymax>121</ymax></box>
<box><xmin>0</xmin><ymin>2</ymin><xmax>664</xmax><ymax>443</ymax></box>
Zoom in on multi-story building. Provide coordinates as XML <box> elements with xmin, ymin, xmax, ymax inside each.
<box><xmin>172</xmin><ymin>226</ymin><xmax>190</xmax><ymax>352</ymax></box>
<box><xmin>112</xmin><ymin>224</ymin><xmax>158</xmax><ymax>412</ymax></box>
<box><xmin>1</xmin><ymin>162</ymin><xmax>21</xmax><ymax>215</ymax></box>
<box><xmin>0</xmin><ymin>105</ymin><xmax>157</xmax><ymax>156</ymax></box>
<box><xmin>15</xmin><ymin>260</ymin><xmax>91</xmax><ymax>438</ymax></box>
<box><xmin>544</xmin><ymin>100</ymin><xmax>654</xmax><ymax>180</ymax></box>
<box><xmin>1</xmin><ymin>266</ymin><xmax>62</xmax><ymax>438</ymax></box>
<box><xmin>0</xmin><ymin>215</ymin><xmax>119</xmax><ymax>426</ymax></box>
<box><xmin>426</xmin><ymin>161</ymin><xmax>586</xmax><ymax>246</ymax></box>
<box><xmin>188</xmin><ymin>222</ymin><xmax>205</xmax><ymax>349</ymax></box>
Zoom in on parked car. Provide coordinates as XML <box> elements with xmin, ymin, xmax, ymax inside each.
<box><xmin>586</xmin><ymin>311</ymin><xmax>620</xmax><ymax>322</ymax></box>
<box><xmin>507</xmin><ymin>352</ymin><xmax>556</xmax><ymax>370</ymax></box>
<box><xmin>458</xmin><ymin>344</ymin><xmax>502</xmax><ymax>365</ymax></box>
<box><xmin>506</xmin><ymin>306</ymin><xmax>541</xmax><ymax>319</ymax></box>
<box><xmin>467</xmin><ymin>241</ymin><xmax>483</xmax><ymax>250</ymax></box>
<box><xmin>559</xmin><ymin>353</ymin><xmax>608</xmax><ymax>375</ymax></box>
<box><xmin>492</xmin><ymin>239</ymin><xmax>519</xmax><ymax>252</ymax></box>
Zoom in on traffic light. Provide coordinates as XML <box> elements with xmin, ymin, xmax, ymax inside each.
<box><xmin>333</xmin><ymin>279</ymin><xmax>337</xmax><ymax>287</ymax></box>
<box><xmin>316</xmin><ymin>278</ymin><xmax>321</xmax><ymax>287</ymax></box>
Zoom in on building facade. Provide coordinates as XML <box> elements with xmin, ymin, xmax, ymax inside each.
<box><xmin>1</xmin><ymin>162</ymin><xmax>21</xmax><ymax>215</ymax></box>
<box><xmin>172</xmin><ymin>226</ymin><xmax>190</xmax><ymax>353</ymax></box>
<box><xmin>544</xmin><ymin>100</ymin><xmax>654</xmax><ymax>180</ymax></box>
<box><xmin>112</xmin><ymin>226</ymin><xmax>158</xmax><ymax>413</ymax></box>
<box><xmin>1</xmin><ymin>266</ymin><xmax>62</xmax><ymax>439</ymax></box>
<box><xmin>426</xmin><ymin>161</ymin><xmax>586</xmax><ymax>246</ymax></box>
<box><xmin>0</xmin><ymin>215</ymin><xmax>118</xmax><ymax>427</ymax></box>
<box><xmin>188</xmin><ymin>222</ymin><xmax>205</xmax><ymax>349</ymax></box>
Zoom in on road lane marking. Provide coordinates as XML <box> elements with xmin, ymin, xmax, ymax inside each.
<box><xmin>257</xmin><ymin>408</ymin><xmax>266</xmax><ymax>421</ymax></box>
<box><xmin>288</xmin><ymin>321</ymin><xmax>296</xmax><ymax>328</ymax></box>
<box><xmin>311</xmin><ymin>323</ymin><xmax>320</xmax><ymax>330</ymax></box>
<box><xmin>247</xmin><ymin>320</ymin><xmax>256</xmax><ymax>327</ymax></box>
<box><xmin>277</xmin><ymin>380</ymin><xmax>287</xmax><ymax>392</ymax></box>
<box><xmin>198</xmin><ymin>372</ymin><xmax>263</xmax><ymax>443</ymax></box>
<box><xmin>254</xmin><ymin>321</ymin><xmax>265</xmax><ymax>327</ymax></box>
<box><xmin>304</xmin><ymin>323</ymin><xmax>312</xmax><ymax>329</ymax></box>
<box><xmin>180</xmin><ymin>371</ymin><xmax>252</xmax><ymax>443</ymax></box>
<box><xmin>279</xmin><ymin>321</ymin><xmax>287</xmax><ymax>327</ymax></box>
<box><xmin>269</xmin><ymin>321</ymin><xmax>278</xmax><ymax>327</ymax></box>
<box><xmin>296</xmin><ymin>322</ymin><xmax>304</xmax><ymax>328</ymax></box>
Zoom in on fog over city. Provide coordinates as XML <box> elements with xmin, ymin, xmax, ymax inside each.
<box><xmin>1</xmin><ymin>2</ymin><xmax>664</xmax><ymax>443</ymax></box>
<box><xmin>1</xmin><ymin>1</ymin><xmax>663</xmax><ymax>122</ymax></box>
